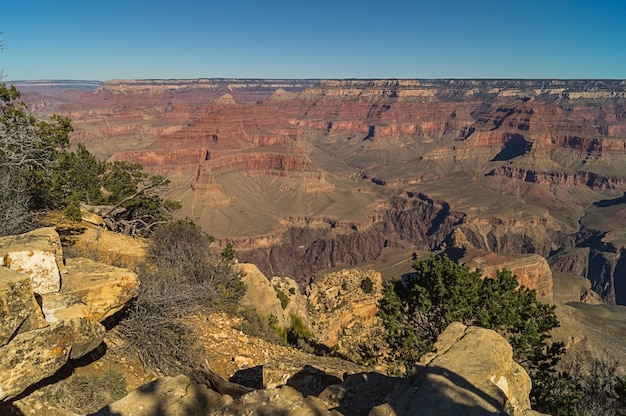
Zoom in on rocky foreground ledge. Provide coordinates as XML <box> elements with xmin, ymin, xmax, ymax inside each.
<box><xmin>94</xmin><ymin>322</ymin><xmax>545</xmax><ymax>416</ymax></box>
<box><xmin>0</xmin><ymin>227</ymin><xmax>139</xmax><ymax>401</ymax></box>
<box><xmin>1</xmin><ymin>228</ymin><xmax>548</xmax><ymax>415</ymax></box>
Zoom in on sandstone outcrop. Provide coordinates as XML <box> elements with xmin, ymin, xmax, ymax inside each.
<box><xmin>238</xmin><ymin>264</ymin><xmax>384</xmax><ymax>361</ymax></box>
<box><xmin>0</xmin><ymin>267</ymin><xmax>48</xmax><ymax>346</ymax></box>
<box><xmin>0</xmin><ymin>303</ymin><xmax>105</xmax><ymax>401</ymax></box>
<box><xmin>460</xmin><ymin>250</ymin><xmax>554</xmax><ymax>300</ymax></box>
<box><xmin>307</xmin><ymin>268</ymin><xmax>384</xmax><ymax>359</ymax></box>
<box><xmin>237</xmin><ymin>263</ymin><xmax>309</xmax><ymax>327</ymax></box>
<box><xmin>0</xmin><ymin>228</ymin><xmax>139</xmax><ymax>401</ymax></box>
<box><xmin>0</xmin><ymin>227</ymin><xmax>65</xmax><ymax>294</ymax></box>
<box><xmin>61</xmin><ymin>257</ymin><xmax>140</xmax><ymax>321</ymax></box>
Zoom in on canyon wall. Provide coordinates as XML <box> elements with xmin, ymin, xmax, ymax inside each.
<box><xmin>15</xmin><ymin>78</ymin><xmax>626</xmax><ymax>303</ymax></box>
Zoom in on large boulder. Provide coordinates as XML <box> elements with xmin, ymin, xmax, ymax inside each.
<box><xmin>237</xmin><ymin>263</ymin><xmax>309</xmax><ymax>327</ymax></box>
<box><xmin>238</xmin><ymin>263</ymin><xmax>287</xmax><ymax>323</ymax></box>
<box><xmin>385</xmin><ymin>322</ymin><xmax>543</xmax><ymax>416</ymax></box>
<box><xmin>62</xmin><ymin>257</ymin><xmax>140</xmax><ymax>322</ymax></box>
<box><xmin>0</xmin><ymin>297</ymin><xmax>105</xmax><ymax>401</ymax></box>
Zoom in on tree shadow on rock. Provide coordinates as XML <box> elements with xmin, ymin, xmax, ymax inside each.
<box><xmin>319</xmin><ymin>371</ymin><xmax>405</xmax><ymax>416</ymax></box>
<box><xmin>55</xmin><ymin>224</ymin><xmax>88</xmax><ymax>247</ymax></box>
<box><xmin>230</xmin><ymin>365</ymin><xmax>264</xmax><ymax>389</ymax></box>
<box><xmin>319</xmin><ymin>366</ymin><xmax>516</xmax><ymax>416</ymax></box>
<box><xmin>285</xmin><ymin>365</ymin><xmax>343</xmax><ymax>397</ymax></box>
<box><xmin>92</xmin><ymin>375</ymin><xmax>222</xmax><ymax>416</ymax></box>
<box><xmin>0</xmin><ymin>402</ymin><xmax>26</xmax><ymax>416</ymax></box>
<box><xmin>385</xmin><ymin>366</ymin><xmax>509</xmax><ymax>416</ymax></box>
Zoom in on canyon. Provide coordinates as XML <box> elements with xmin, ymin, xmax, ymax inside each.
<box><xmin>14</xmin><ymin>78</ymin><xmax>626</xmax><ymax>304</ymax></box>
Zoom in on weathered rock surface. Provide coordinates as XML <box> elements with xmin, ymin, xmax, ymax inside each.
<box><xmin>270</xmin><ymin>275</ymin><xmax>310</xmax><ymax>325</ymax></box>
<box><xmin>0</xmin><ymin>228</ymin><xmax>140</xmax><ymax>401</ymax></box>
<box><xmin>0</xmin><ymin>268</ymin><xmax>48</xmax><ymax>347</ymax></box>
<box><xmin>238</xmin><ymin>265</ymin><xmax>384</xmax><ymax>361</ymax></box>
<box><xmin>307</xmin><ymin>268</ymin><xmax>384</xmax><ymax>358</ymax></box>
<box><xmin>237</xmin><ymin>263</ymin><xmax>309</xmax><ymax>327</ymax></box>
<box><xmin>0</xmin><ymin>227</ymin><xmax>64</xmax><ymax>294</ymax></box>
<box><xmin>61</xmin><ymin>257</ymin><xmax>140</xmax><ymax>322</ymax></box>
<box><xmin>389</xmin><ymin>322</ymin><xmax>541</xmax><ymax>416</ymax></box>
<box><xmin>0</xmin><ymin>300</ymin><xmax>105</xmax><ymax>401</ymax></box>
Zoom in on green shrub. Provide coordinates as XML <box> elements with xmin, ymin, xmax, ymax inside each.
<box><xmin>360</xmin><ymin>276</ymin><xmax>374</xmax><ymax>293</ymax></box>
<box><xmin>235</xmin><ymin>309</ymin><xmax>287</xmax><ymax>345</ymax></box>
<box><xmin>287</xmin><ymin>313</ymin><xmax>313</xmax><ymax>352</ymax></box>
<box><xmin>63</xmin><ymin>192</ymin><xmax>83</xmax><ymax>222</ymax></box>
<box><xmin>275</xmin><ymin>288</ymin><xmax>290</xmax><ymax>309</ymax></box>
<box><xmin>355</xmin><ymin>342</ymin><xmax>382</xmax><ymax>368</ymax></box>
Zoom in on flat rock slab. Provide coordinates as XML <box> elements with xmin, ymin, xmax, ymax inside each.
<box><xmin>62</xmin><ymin>257</ymin><xmax>140</xmax><ymax>322</ymax></box>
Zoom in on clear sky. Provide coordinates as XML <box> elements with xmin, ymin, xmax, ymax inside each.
<box><xmin>1</xmin><ymin>0</ymin><xmax>625</xmax><ymax>81</ymax></box>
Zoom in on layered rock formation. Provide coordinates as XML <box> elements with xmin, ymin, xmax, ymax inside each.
<box><xmin>15</xmin><ymin>78</ymin><xmax>626</xmax><ymax>304</ymax></box>
<box><xmin>459</xmin><ymin>249</ymin><xmax>554</xmax><ymax>300</ymax></box>
<box><xmin>0</xmin><ymin>228</ymin><xmax>139</xmax><ymax>401</ymax></box>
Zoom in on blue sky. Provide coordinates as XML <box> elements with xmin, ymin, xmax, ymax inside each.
<box><xmin>1</xmin><ymin>0</ymin><xmax>625</xmax><ymax>80</ymax></box>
